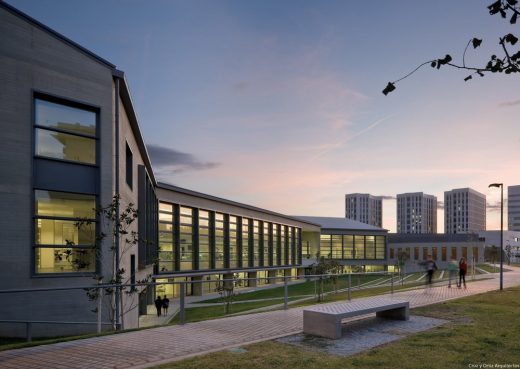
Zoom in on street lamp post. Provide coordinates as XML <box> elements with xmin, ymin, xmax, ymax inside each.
<box><xmin>488</xmin><ymin>183</ymin><xmax>503</xmax><ymax>291</ymax></box>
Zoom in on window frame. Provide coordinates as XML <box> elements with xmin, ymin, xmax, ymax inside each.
<box><xmin>32</xmin><ymin>188</ymin><xmax>98</xmax><ymax>277</ymax></box>
<box><xmin>33</xmin><ymin>91</ymin><xmax>99</xmax><ymax>167</ymax></box>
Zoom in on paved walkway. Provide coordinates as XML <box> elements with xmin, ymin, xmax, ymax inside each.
<box><xmin>1</xmin><ymin>266</ymin><xmax>519</xmax><ymax>369</ymax></box>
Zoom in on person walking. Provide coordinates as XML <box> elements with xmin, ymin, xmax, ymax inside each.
<box><xmin>154</xmin><ymin>296</ymin><xmax>163</xmax><ymax>317</ymax></box>
<box><xmin>458</xmin><ymin>257</ymin><xmax>467</xmax><ymax>288</ymax></box>
<box><xmin>162</xmin><ymin>296</ymin><xmax>170</xmax><ymax>316</ymax></box>
<box><xmin>424</xmin><ymin>255</ymin><xmax>438</xmax><ymax>291</ymax></box>
<box><xmin>447</xmin><ymin>258</ymin><xmax>458</xmax><ymax>288</ymax></box>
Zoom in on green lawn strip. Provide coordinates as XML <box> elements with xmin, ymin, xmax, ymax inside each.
<box><xmin>0</xmin><ymin>326</ymin><xmax>147</xmax><ymax>352</ymax></box>
<box><xmin>155</xmin><ymin>286</ymin><xmax>520</xmax><ymax>369</ymax></box>
<box><xmin>477</xmin><ymin>264</ymin><xmax>512</xmax><ymax>273</ymax></box>
<box><xmin>186</xmin><ymin>276</ymin><xmax>472</xmax><ymax>320</ymax></box>
<box><xmin>171</xmin><ymin>297</ymin><xmax>301</xmax><ymax>324</ymax></box>
<box><xmin>197</xmin><ymin>275</ymin><xmax>395</xmax><ymax>303</ymax></box>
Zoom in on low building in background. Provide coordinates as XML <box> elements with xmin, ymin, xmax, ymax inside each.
<box><xmin>387</xmin><ymin>233</ymin><xmax>485</xmax><ymax>273</ymax></box>
<box><xmin>478</xmin><ymin>230</ymin><xmax>520</xmax><ymax>264</ymax></box>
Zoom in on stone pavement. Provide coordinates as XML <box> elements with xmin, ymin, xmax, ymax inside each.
<box><xmin>1</xmin><ymin>266</ymin><xmax>519</xmax><ymax>369</ymax></box>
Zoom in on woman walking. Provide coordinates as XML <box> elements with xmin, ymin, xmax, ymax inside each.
<box><xmin>458</xmin><ymin>257</ymin><xmax>467</xmax><ymax>288</ymax></box>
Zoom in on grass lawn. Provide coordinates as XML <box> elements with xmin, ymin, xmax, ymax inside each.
<box><xmin>198</xmin><ymin>274</ymin><xmax>386</xmax><ymax>303</ymax></box>
<box><xmin>171</xmin><ymin>297</ymin><xmax>301</xmax><ymax>324</ymax></box>
<box><xmin>155</xmin><ymin>286</ymin><xmax>520</xmax><ymax>369</ymax></box>
<box><xmin>170</xmin><ymin>275</ymin><xmax>491</xmax><ymax>324</ymax></box>
<box><xmin>477</xmin><ymin>264</ymin><xmax>512</xmax><ymax>273</ymax></box>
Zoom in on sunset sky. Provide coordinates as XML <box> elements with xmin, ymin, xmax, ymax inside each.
<box><xmin>9</xmin><ymin>0</ymin><xmax>519</xmax><ymax>232</ymax></box>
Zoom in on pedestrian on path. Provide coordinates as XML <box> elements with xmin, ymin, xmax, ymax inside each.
<box><xmin>448</xmin><ymin>258</ymin><xmax>458</xmax><ymax>288</ymax></box>
<box><xmin>458</xmin><ymin>257</ymin><xmax>467</xmax><ymax>288</ymax></box>
<box><xmin>154</xmin><ymin>296</ymin><xmax>163</xmax><ymax>317</ymax></box>
<box><xmin>423</xmin><ymin>255</ymin><xmax>438</xmax><ymax>290</ymax></box>
<box><xmin>162</xmin><ymin>296</ymin><xmax>170</xmax><ymax>315</ymax></box>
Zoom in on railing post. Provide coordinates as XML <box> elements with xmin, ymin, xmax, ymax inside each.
<box><xmin>26</xmin><ymin>322</ymin><xmax>32</xmax><ymax>343</ymax></box>
<box><xmin>179</xmin><ymin>282</ymin><xmax>186</xmax><ymax>325</ymax></box>
<box><xmin>284</xmin><ymin>276</ymin><xmax>288</xmax><ymax>310</ymax></box>
<box><xmin>348</xmin><ymin>274</ymin><xmax>352</xmax><ymax>301</ymax></box>
<box><xmin>97</xmin><ymin>283</ymin><xmax>102</xmax><ymax>334</ymax></box>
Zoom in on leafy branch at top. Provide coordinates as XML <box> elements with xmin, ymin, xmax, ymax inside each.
<box><xmin>383</xmin><ymin>0</ymin><xmax>520</xmax><ymax>95</ymax></box>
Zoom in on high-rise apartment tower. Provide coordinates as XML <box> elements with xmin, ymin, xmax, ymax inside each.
<box><xmin>396</xmin><ymin>192</ymin><xmax>437</xmax><ymax>234</ymax></box>
<box><xmin>444</xmin><ymin>188</ymin><xmax>486</xmax><ymax>234</ymax></box>
<box><xmin>508</xmin><ymin>185</ymin><xmax>520</xmax><ymax>231</ymax></box>
<box><xmin>345</xmin><ymin>193</ymin><xmax>382</xmax><ymax>227</ymax></box>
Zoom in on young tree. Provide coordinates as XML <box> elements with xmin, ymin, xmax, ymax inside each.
<box><xmin>383</xmin><ymin>1</ymin><xmax>519</xmax><ymax>95</ymax></box>
<box><xmin>215</xmin><ymin>274</ymin><xmax>239</xmax><ymax>314</ymax></box>
<box><xmin>396</xmin><ymin>249</ymin><xmax>410</xmax><ymax>285</ymax></box>
<box><xmin>75</xmin><ymin>194</ymin><xmax>151</xmax><ymax>331</ymax></box>
<box><xmin>312</xmin><ymin>254</ymin><xmax>341</xmax><ymax>301</ymax></box>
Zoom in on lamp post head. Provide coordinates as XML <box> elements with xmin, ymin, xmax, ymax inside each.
<box><xmin>488</xmin><ymin>183</ymin><xmax>503</xmax><ymax>188</ymax></box>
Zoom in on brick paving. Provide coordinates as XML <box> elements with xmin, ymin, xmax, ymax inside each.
<box><xmin>1</xmin><ymin>266</ymin><xmax>519</xmax><ymax>369</ymax></box>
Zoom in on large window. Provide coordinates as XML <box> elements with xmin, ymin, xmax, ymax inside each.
<box><xmin>126</xmin><ymin>143</ymin><xmax>133</xmax><ymax>189</ymax></box>
<box><xmin>280</xmin><ymin>226</ymin><xmax>286</xmax><ymax>265</ymax></box>
<box><xmin>331</xmin><ymin>235</ymin><xmax>342</xmax><ymax>259</ymax></box>
<box><xmin>198</xmin><ymin>210</ymin><xmax>210</xmax><ymax>270</ymax></box>
<box><xmin>158</xmin><ymin>202</ymin><xmax>175</xmax><ymax>272</ymax></box>
<box><xmin>375</xmin><ymin>236</ymin><xmax>385</xmax><ymax>259</ymax></box>
<box><xmin>365</xmin><ymin>236</ymin><xmax>375</xmax><ymax>259</ymax></box>
<box><xmin>179</xmin><ymin>207</ymin><xmax>193</xmax><ymax>270</ymax></box>
<box><xmin>263</xmin><ymin>222</ymin><xmax>270</xmax><ymax>266</ymax></box>
<box><xmin>34</xmin><ymin>190</ymin><xmax>96</xmax><ymax>274</ymax></box>
<box><xmin>343</xmin><ymin>235</ymin><xmax>354</xmax><ymax>259</ymax></box>
<box><xmin>34</xmin><ymin>97</ymin><xmax>97</xmax><ymax>165</ymax></box>
<box><xmin>320</xmin><ymin>234</ymin><xmax>331</xmax><ymax>258</ymax></box>
<box><xmin>354</xmin><ymin>235</ymin><xmax>365</xmax><ymax>259</ymax></box>
<box><xmin>295</xmin><ymin>228</ymin><xmax>301</xmax><ymax>264</ymax></box>
<box><xmin>241</xmin><ymin>218</ymin><xmax>250</xmax><ymax>267</ymax></box>
<box><xmin>215</xmin><ymin>213</ymin><xmax>224</xmax><ymax>269</ymax></box>
<box><xmin>273</xmin><ymin>225</ymin><xmax>279</xmax><ymax>266</ymax></box>
<box><xmin>253</xmin><ymin>220</ymin><xmax>260</xmax><ymax>267</ymax></box>
<box><xmin>229</xmin><ymin>216</ymin><xmax>238</xmax><ymax>268</ymax></box>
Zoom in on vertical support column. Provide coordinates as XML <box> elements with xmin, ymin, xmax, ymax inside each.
<box><xmin>284</xmin><ymin>276</ymin><xmax>288</xmax><ymax>310</ymax></box>
<box><xmin>348</xmin><ymin>274</ymin><xmax>352</xmax><ymax>301</ymax></box>
<box><xmin>268</xmin><ymin>270</ymin><xmax>276</xmax><ymax>284</ymax></box>
<box><xmin>248</xmin><ymin>272</ymin><xmax>258</xmax><ymax>287</ymax></box>
<box><xmin>26</xmin><ymin>322</ymin><xmax>32</xmax><ymax>342</ymax></box>
<box><xmin>97</xmin><ymin>282</ymin><xmax>102</xmax><ymax>333</ymax></box>
<box><xmin>192</xmin><ymin>276</ymin><xmax>203</xmax><ymax>296</ymax></box>
<box><xmin>179</xmin><ymin>282</ymin><xmax>186</xmax><ymax>325</ymax></box>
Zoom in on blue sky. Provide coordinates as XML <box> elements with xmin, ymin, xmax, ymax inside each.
<box><xmin>8</xmin><ymin>0</ymin><xmax>519</xmax><ymax>231</ymax></box>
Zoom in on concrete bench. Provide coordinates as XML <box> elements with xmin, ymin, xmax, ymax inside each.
<box><xmin>303</xmin><ymin>297</ymin><xmax>409</xmax><ymax>339</ymax></box>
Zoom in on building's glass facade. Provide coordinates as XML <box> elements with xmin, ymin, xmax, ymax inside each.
<box><xmin>157</xmin><ymin>201</ymin><xmax>302</xmax><ymax>274</ymax></box>
<box><xmin>34</xmin><ymin>190</ymin><xmax>96</xmax><ymax>273</ymax></box>
<box><xmin>319</xmin><ymin>234</ymin><xmax>386</xmax><ymax>260</ymax></box>
<box><xmin>33</xmin><ymin>95</ymin><xmax>99</xmax><ymax>275</ymax></box>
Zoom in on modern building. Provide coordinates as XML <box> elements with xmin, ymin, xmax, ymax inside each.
<box><xmin>0</xmin><ymin>1</ymin><xmax>159</xmax><ymax>336</ymax></box>
<box><xmin>295</xmin><ymin>216</ymin><xmax>388</xmax><ymax>272</ymax></box>
<box><xmin>0</xmin><ymin>2</ymin><xmax>394</xmax><ymax>337</ymax></box>
<box><xmin>154</xmin><ymin>183</ymin><xmax>320</xmax><ymax>299</ymax></box>
<box><xmin>444</xmin><ymin>188</ymin><xmax>486</xmax><ymax>234</ymax></box>
<box><xmin>345</xmin><ymin>193</ymin><xmax>383</xmax><ymax>227</ymax></box>
<box><xmin>508</xmin><ymin>185</ymin><xmax>520</xmax><ymax>231</ymax></box>
<box><xmin>396</xmin><ymin>192</ymin><xmax>437</xmax><ymax>234</ymax></box>
<box><xmin>478</xmin><ymin>230</ymin><xmax>520</xmax><ymax>263</ymax></box>
<box><xmin>387</xmin><ymin>233</ymin><xmax>485</xmax><ymax>272</ymax></box>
